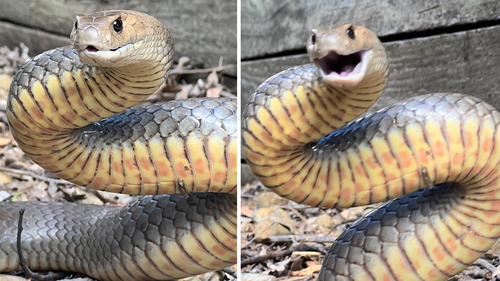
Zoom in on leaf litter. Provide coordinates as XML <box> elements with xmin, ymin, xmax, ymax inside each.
<box><xmin>241</xmin><ymin>177</ymin><xmax>500</xmax><ymax>281</ymax></box>
<box><xmin>0</xmin><ymin>44</ymin><xmax>236</xmax><ymax>281</ymax></box>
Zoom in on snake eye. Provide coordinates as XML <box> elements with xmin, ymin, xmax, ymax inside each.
<box><xmin>311</xmin><ymin>34</ymin><xmax>316</xmax><ymax>45</ymax></box>
<box><xmin>113</xmin><ymin>17</ymin><xmax>123</xmax><ymax>33</ymax></box>
<box><xmin>346</xmin><ymin>25</ymin><xmax>355</xmax><ymax>39</ymax></box>
<box><xmin>74</xmin><ymin>21</ymin><xmax>78</xmax><ymax>30</ymax></box>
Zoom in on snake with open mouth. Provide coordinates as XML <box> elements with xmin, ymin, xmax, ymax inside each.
<box><xmin>1</xmin><ymin>10</ymin><xmax>237</xmax><ymax>281</ymax></box>
<box><xmin>242</xmin><ymin>24</ymin><xmax>500</xmax><ymax>280</ymax></box>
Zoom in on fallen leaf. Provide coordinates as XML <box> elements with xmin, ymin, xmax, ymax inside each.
<box><xmin>340</xmin><ymin>206</ymin><xmax>364</xmax><ymax>221</ymax></box>
<box><xmin>241</xmin><ymin>205</ymin><xmax>253</xmax><ymax>217</ymax></box>
<box><xmin>0</xmin><ymin>171</ymin><xmax>11</xmax><ymax>185</ymax></box>
<box><xmin>176</xmin><ymin>57</ymin><xmax>190</xmax><ymax>69</ymax></box>
<box><xmin>206</xmin><ymin>87</ymin><xmax>221</xmax><ymax>98</ymax></box>
<box><xmin>206</xmin><ymin>70</ymin><xmax>219</xmax><ymax>87</ymax></box>
<box><xmin>253</xmin><ymin>207</ymin><xmax>295</xmax><ymax>241</ymax></box>
<box><xmin>266</xmin><ymin>256</ymin><xmax>291</xmax><ymax>272</ymax></box>
<box><xmin>291</xmin><ymin>263</ymin><xmax>322</xmax><ymax>276</ymax></box>
<box><xmin>74</xmin><ymin>188</ymin><xmax>103</xmax><ymax>205</ymax></box>
<box><xmin>0</xmin><ymin>191</ymin><xmax>11</xmax><ymax>201</ymax></box>
<box><xmin>176</xmin><ymin>84</ymin><xmax>192</xmax><ymax>100</ymax></box>
<box><xmin>254</xmin><ymin>192</ymin><xmax>288</xmax><ymax>208</ymax></box>
<box><xmin>241</xmin><ymin>273</ymin><xmax>277</xmax><ymax>281</ymax></box>
<box><xmin>291</xmin><ymin>251</ymin><xmax>321</xmax><ymax>259</ymax></box>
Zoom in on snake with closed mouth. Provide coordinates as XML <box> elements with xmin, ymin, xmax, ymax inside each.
<box><xmin>1</xmin><ymin>10</ymin><xmax>237</xmax><ymax>281</ymax></box>
<box><xmin>243</xmin><ymin>24</ymin><xmax>500</xmax><ymax>280</ymax></box>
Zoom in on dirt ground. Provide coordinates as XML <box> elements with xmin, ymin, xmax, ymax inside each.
<box><xmin>241</xmin><ymin>178</ymin><xmax>500</xmax><ymax>281</ymax></box>
<box><xmin>0</xmin><ymin>43</ymin><xmax>236</xmax><ymax>281</ymax></box>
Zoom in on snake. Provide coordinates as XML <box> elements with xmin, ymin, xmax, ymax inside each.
<box><xmin>1</xmin><ymin>10</ymin><xmax>237</xmax><ymax>281</ymax></box>
<box><xmin>242</xmin><ymin>24</ymin><xmax>500</xmax><ymax>281</ymax></box>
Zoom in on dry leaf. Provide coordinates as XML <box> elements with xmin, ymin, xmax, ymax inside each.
<box><xmin>206</xmin><ymin>70</ymin><xmax>219</xmax><ymax>87</ymax></box>
<box><xmin>0</xmin><ymin>137</ymin><xmax>11</xmax><ymax>146</ymax></box>
<box><xmin>339</xmin><ymin>206</ymin><xmax>364</xmax><ymax>221</ymax></box>
<box><xmin>30</xmin><ymin>181</ymin><xmax>48</xmax><ymax>200</ymax></box>
<box><xmin>291</xmin><ymin>264</ymin><xmax>322</xmax><ymax>276</ymax></box>
<box><xmin>291</xmin><ymin>251</ymin><xmax>321</xmax><ymax>259</ymax></box>
<box><xmin>241</xmin><ymin>205</ymin><xmax>253</xmax><ymax>217</ymax></box>
<box><xmin>176</xmin><ymin>84</ymin><xmax>192</xmax><ymax>100</ymax></box>
<box><xmin>74</xmin><ymin>188</ymin><xmax>103</xmax><ymax>205</ymax></box>
<box><xmin>266</xmin><ymin>256</ymin><xmax>291</xmax><ymax>272</ymax></box>
<box><xmin>0</xmin><ymin>191</ymin><xmax>10</xmax><ymax>201</ymax></box>
<box><xmin>191</xmin><ymin>85</ymin><xmax>202</xmax><ymax>97</ymax></box>
<box><xmin>253</xmin><ymin>207</ymin><xmax>295</xmax><ymax>240</ymax></box>
<box><xmin>176</xmin><ymin>56</ymin><xmax>190</xmax><ymax>69</ymax></box>
<box><xmin>0</xmin><ymin>171</ymin><xmax>11</xmax><ymax>185</ymax></box>
<box><xmin>254</xmin><ymin>191</ymin><xmax>288</xmax><ymax>208</ymax></box>
<box><xmin>0</xmin><ymin>275</ymin><xmax>29</xmax><ymax>281</ymax></box>
<box><xmin>241</xmin><ymin>273</ymin><xmax>277</xmax><ymax>281</ymax></box>
<box><xmin>206</xmin><ymin>87</ymin><xmax>221</xmax><ymax>98</ymax></box>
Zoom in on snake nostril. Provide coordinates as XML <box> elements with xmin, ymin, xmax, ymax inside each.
<box><xmin>86</xmin><ymin>45</ymin><xmax>99</xmax><ymax>52</ymax></box>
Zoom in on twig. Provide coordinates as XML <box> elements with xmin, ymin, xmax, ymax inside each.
<box><xmin>0</xmin><ymin>167</ymin><xmax>74</xmax><ymax>186</ymax></box>
<box><xmin>219</xmin><ymin>91</ymin><xmax>237</xmax><ymax>99</ymax></box>
<box><xmin>170</xmin><ymin>64</ymin><xmax>235</xmax><ymax>75</ymax></box>
<box><xmin>473</xmin><ymin>258</ymin><xmax>496</xmax><ymax>274</ymax></box>
<box><xmin>267</xmin><ymin>235</ymin><xmax>338</xmax><ymax>244</ymax></box>
<box><xmin>222</xmin><ymin>268</ymin><xmax>237</xmax><ymax>279</ymax></box>
<box><xmin>88</xmin><ymin>189</ymin><xmax>122</xmax><ymax>205</ymax></box>
<box><xmin>241</xmin><ymin>244</ymin><xmax>323</xmax><ymax>267</ymax></box>
<box><xmin>461</xmin><ymin>268</ymin><xmax>491</xmax><ymax>279</ymax></box>
<box><xmin>283</xmin><ymin>206</ymin><xmax>315</xmax><ymax>232</ymax></box>
<box><xmin>17</xmin><ymin>209</ymin><xmax>64</xmax><ymax>281</ymax></box>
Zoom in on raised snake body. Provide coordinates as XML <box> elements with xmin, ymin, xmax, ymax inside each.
<box><xmin>243</xmin><ymin>25</ymin><xmax>500</xmax><ymax>280</ymax></box>
<box><xmin>2</xmin><ymin>10</ymin><xmax>236</xmax><ymax>280</ymax></box>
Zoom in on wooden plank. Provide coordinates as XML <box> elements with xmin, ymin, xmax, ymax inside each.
<box><xmin>241</xmin><ymin>0</ymin><xmax>500</xmax><ymax>58</ymax></box>
<box><xmin>0</xmin><ymin>0</ymin><xmax>237</xmax><ymax>67</ymax></box>
<box><xmin>242</xmin><ymin>25</ymin><xmax>500</xmax><ymax>115</ymax></box>
<box><xmin>0</xmin><ymin>21</ymin><xmax>70</xmax><ymax>57</ymax></box>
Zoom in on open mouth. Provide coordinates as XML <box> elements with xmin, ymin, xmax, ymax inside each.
<box><xmin>85</xmin><ymin>45</ymin><xmax>99</xmax><ymax>52</ymax></box>
<box><xmin>85</xmin><ymin>45</ymin><xmax>121</xmax><ymax>52</ymax></box>
<box><xmin>314</xmin><ymin>50</ymin><xmax>365</xmax><ymax>78</ymax></box>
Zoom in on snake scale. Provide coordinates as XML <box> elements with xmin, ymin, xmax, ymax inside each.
<box><xmin>242</xmin><ymin>25</ymin><xmax>500</xmax><ymax>280</ymax></box>
<box><xmin>1</xmin><ymin>10</ymin><xmax>236</xmax><ymax>281</ymax></box>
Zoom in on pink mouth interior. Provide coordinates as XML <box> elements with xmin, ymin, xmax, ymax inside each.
<box><xmin>314</xmin><ymin>50</ymin><xmax>365</xmax><ymax>77</ymax></box>
<box><xmin>85</xmin><ymin>45</ymin><xmax>120</xmax><ymax>52</ymax></box>
<box><xmin>86</xmin><ymin>45</ymin><xmax>98</xmax><ymax>52</ymax></box>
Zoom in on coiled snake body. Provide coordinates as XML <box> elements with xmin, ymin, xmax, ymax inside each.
<box><xmin>243</xmin><ymin>25</ymin><xmax>500</xmax><ymax>280</ymax></box>
<box><xmin>2</xmin><ymin>10</ymin><xmax>236</xmax><ymax>280</ymax></box>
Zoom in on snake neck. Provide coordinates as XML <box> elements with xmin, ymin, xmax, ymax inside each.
<box><xmin>7</xmin><ymin>41</ymin><xmax>173</xmax><ymax>146</ymax></box>
<box><xmin>8</xmin><ymin>42</ymin><xmax>173</xmax><ymax>133</ymax></box>
<box><xmin>242</xmin><ymin>64</ymin><xmax>387</xmax><ymax>162</ymax></box>
<box><xmin>6</xmin><ymin>42</ymin><xmax>173</xmax><ymax>186</ymax></box>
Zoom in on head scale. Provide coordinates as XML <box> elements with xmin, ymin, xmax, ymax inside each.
<box><xmin>71</xmin><ymin>10</ymin><xmax>172</xmax><ymax>68</ymax></box>
<box><xmin>306</xmin><ymin>24</ymin><xmax>388</xmax><ymax>87</ymax></box>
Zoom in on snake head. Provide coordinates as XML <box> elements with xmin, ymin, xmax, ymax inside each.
<box><xmin>307</xmin><ymin>24</ymin><xmax>387</xmax><ymax>87</ymax></box>
<box><xmin>71</xmin><ymin>10</ymin><xmax>173</xmax><ymax>68</ymax></box>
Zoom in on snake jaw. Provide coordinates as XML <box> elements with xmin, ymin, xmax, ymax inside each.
<box><xmin>314</xmin><ymin>49</ymin><xmax>370</xmax><ymax>87</ymax></box>
<box><xmin>77</xmin><ymin>43</ymin><xmax>133</xmax><ymax>66</ymax></box>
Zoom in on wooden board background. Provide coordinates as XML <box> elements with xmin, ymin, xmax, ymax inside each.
<box><xmin>0</xmin><ymin>0</ymin><xmax>237</xmax><ymax>68</ymax></box>
<box><xmin>241</xmin><ymin>0</ymin><xmax>500</xmax><ymax>58</ymax></box>
<box><xmin>241</xmin><ymin>0</ymin><xmax>500</xmax><ymax>182</ymax></box>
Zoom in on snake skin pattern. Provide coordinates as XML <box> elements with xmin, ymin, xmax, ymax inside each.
<box><xmin>243</xmin><ymin>24</ymin><xmax>500</xmax><ymax>280</ymax></box>
<box><xmin>2</xmin><ymin>10</ymin><xmax>236</xmax><ymax>281</ymax></box>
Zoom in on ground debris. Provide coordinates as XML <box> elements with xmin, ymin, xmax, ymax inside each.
<box><xmin>0</xmin><ymin>44</ymin><xmax>236</xmax><ymax>281</ymax></box>
<box><xmin>242</xmin><ymin>180</ymin><xmax>500</xmax><ymax>280</ymax></box>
